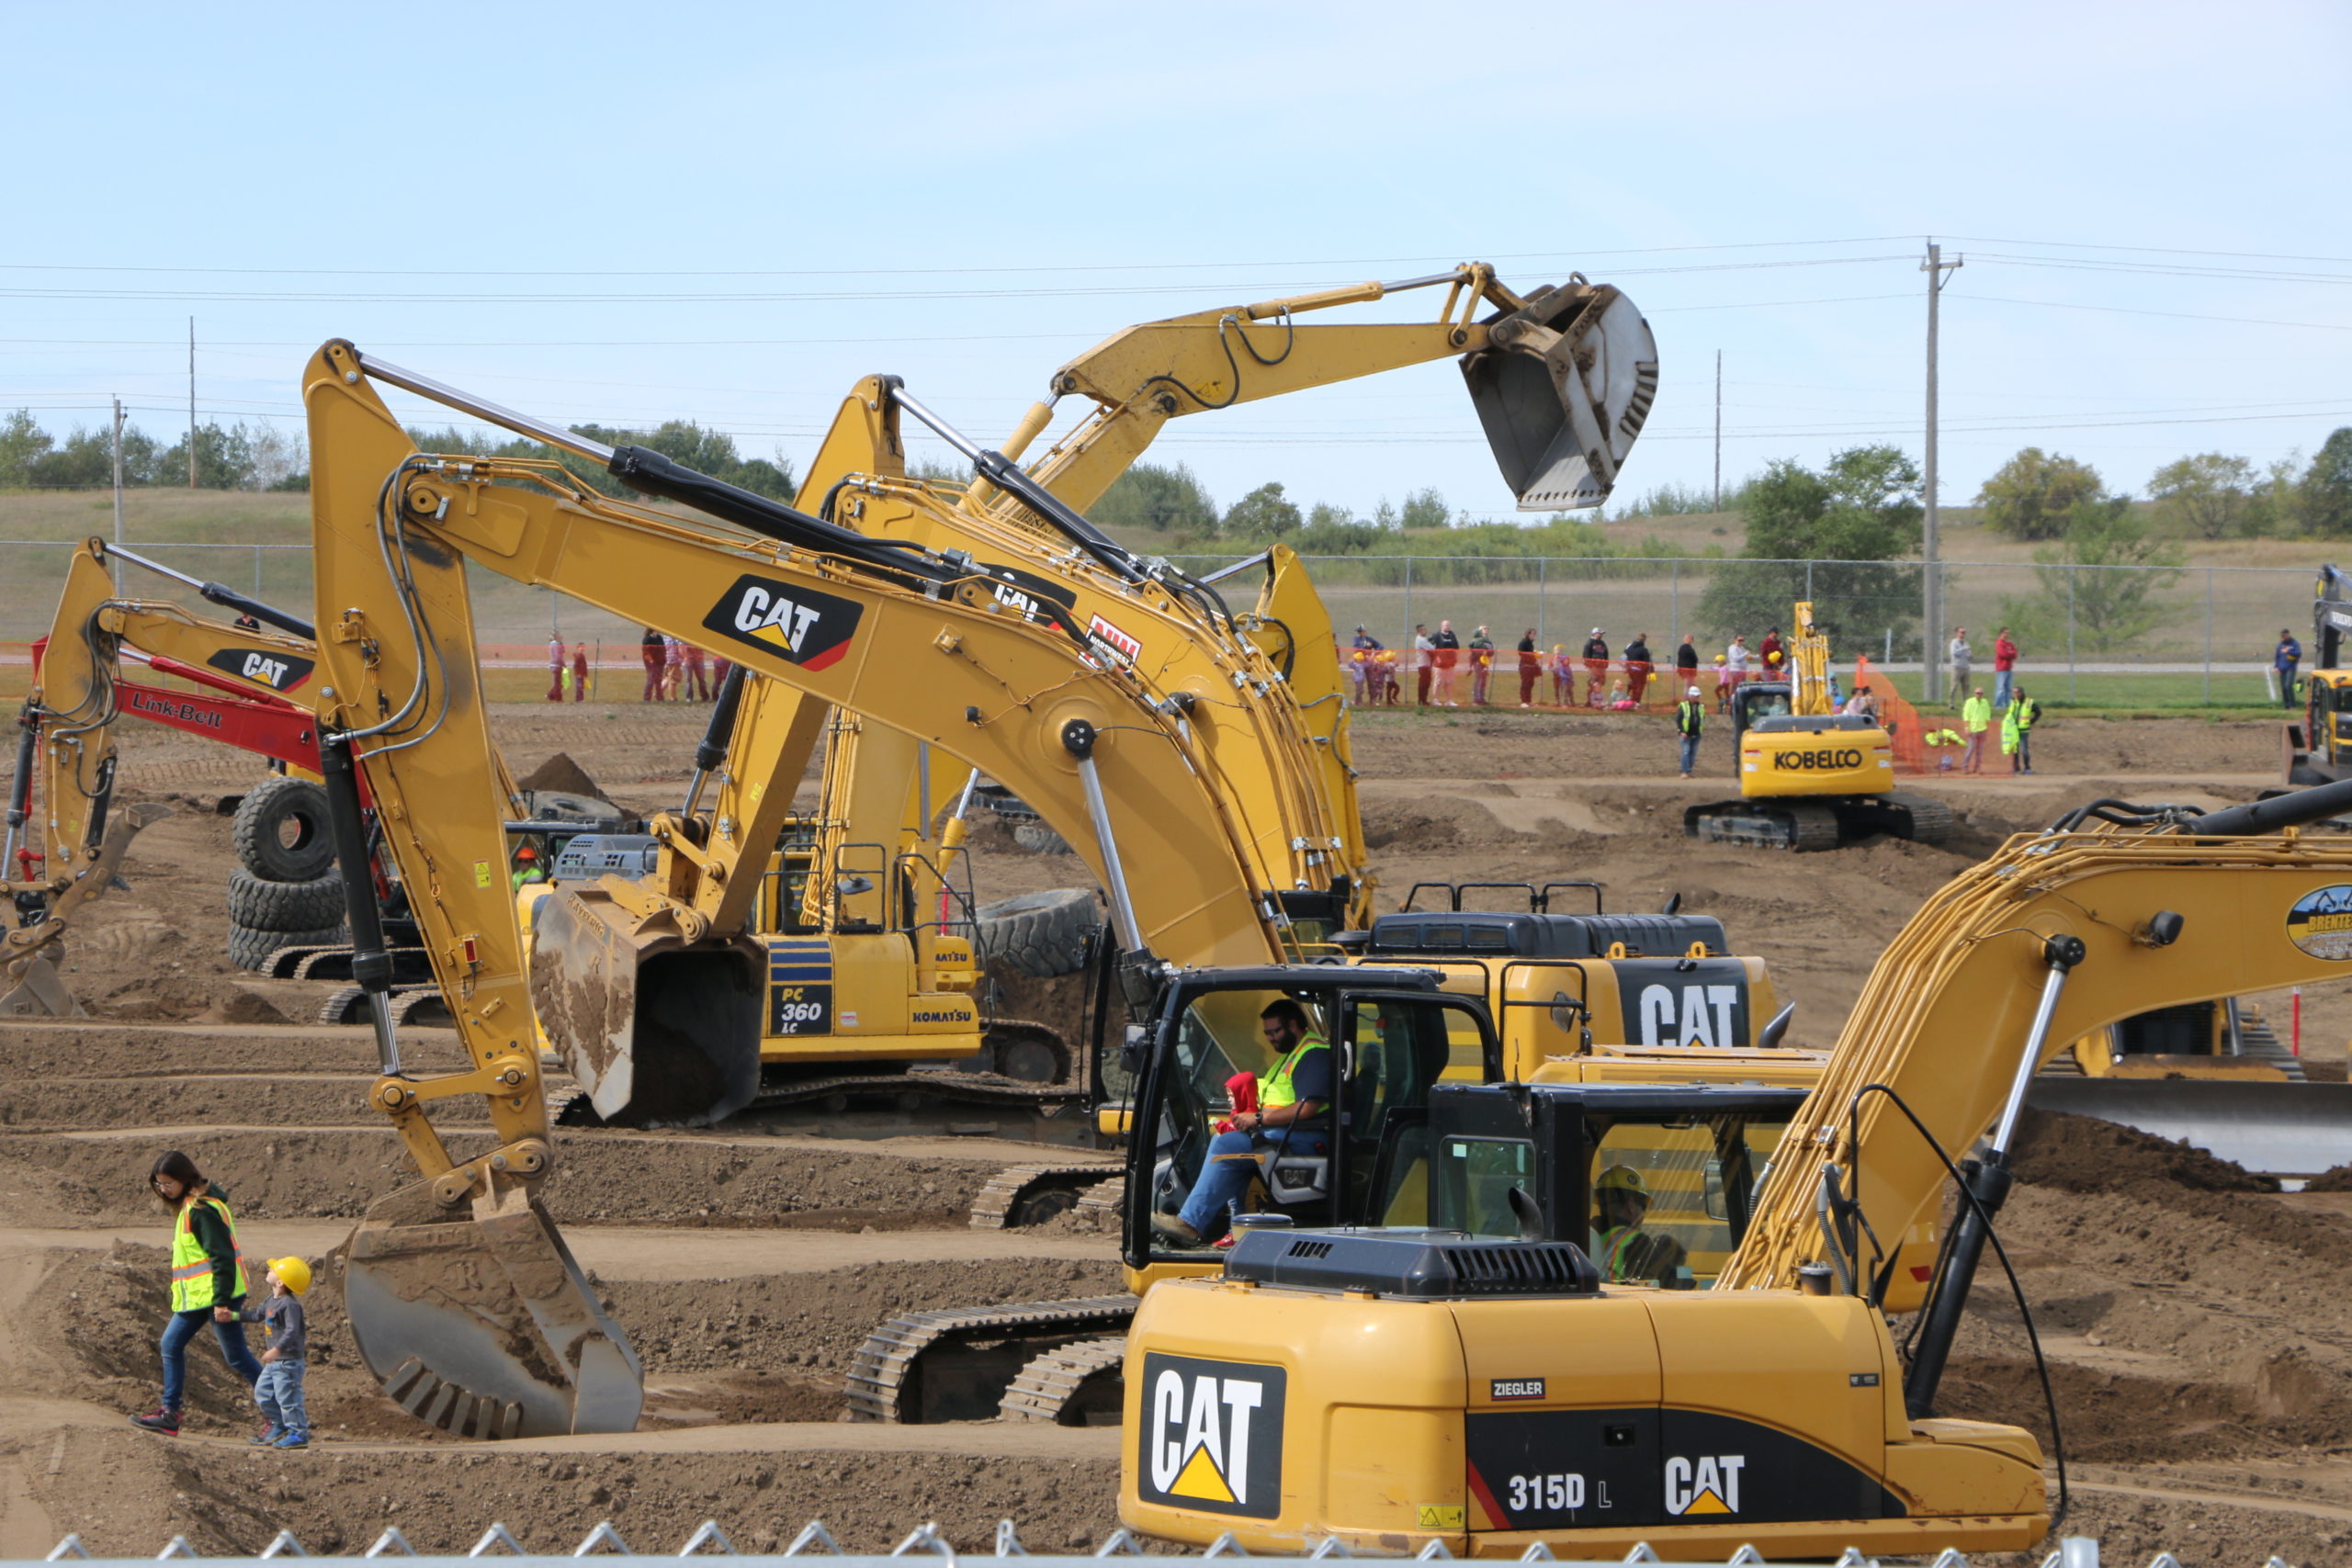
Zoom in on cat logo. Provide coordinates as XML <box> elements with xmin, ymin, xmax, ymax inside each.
<box><xmin>702</xmin><ymin>576</ymin><xmax>863</xmax><ymax>671</ymax></box>
<box><xmin>1635</xmin><ymin>983</ymin><xmax>1740</xmax><ymax>1048</ymax></box>
<box><xmin>204</xmin><ymin>647</ymin><xmax>314</xmax><ymax>692</ymax></box>
<box><xmin>1137</xmin><ymin>1352</ymin><xmax>1285</xmax><ymax>1519</ymax></box>
<box><xmin>1664</xmin><ymin>1454</ymin><xmax>1745</xmax><ymax>1516</ymax></box>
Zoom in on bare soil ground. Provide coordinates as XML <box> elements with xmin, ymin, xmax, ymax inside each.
<box><xmin>1</xmin><ymin>701</ymin><xmax>2344</xmax><ymax>1563</ymax></box>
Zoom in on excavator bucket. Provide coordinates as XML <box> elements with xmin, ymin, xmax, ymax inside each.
<box><xmin>0</xmin><ymin>802</ymin><xmax>169</xmax><ymax>1017</ymax></box>
<box><xmin>1463</xmin><ymin>282</ymin><xmax>1658</xmax><ymax>512</ymax></box>
<box><xmin>341</xmin><ymin>1174</ymin><xmax>643</xmax><ymax>1438</ymax></box>
<box><xmin>527</xmin><ymin>886</ymin><xmax>763</xmax><ymax>1126</ymax></box>
<box><xmin>2029</xmin><ymin>1077</ymin><xmax>2352</xmax><ymax>1179</ymax></box>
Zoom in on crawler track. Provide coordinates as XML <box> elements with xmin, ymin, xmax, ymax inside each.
<box><xmin>845</xmin><ymin>1295</ymin><xmax>1137</xmax><ymax>1424</ymax></box>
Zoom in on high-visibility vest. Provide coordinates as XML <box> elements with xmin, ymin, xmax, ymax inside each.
<box><xmin>1259</xmin><ymin>1036</ymin><xmax>1329</xmax><ymax>1110</ymax></box>
<box><xmin>1591</xmin><ymin>1224</ymin><xmax>1643</xmax><ymax>1280</ymax></box>
<box><xmin>169</xmin><ymin>1195</ymin><xmax>246</xmax><ymax>1311</ymax></box>
<box><xmin>1676</xmin><ymin>701</ymin><xmax>1704</xmax><ymax>737</ymax></box>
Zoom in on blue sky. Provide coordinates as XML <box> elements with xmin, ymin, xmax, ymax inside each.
<box><xmin>5</xmin><ymin>1</ymin><xmax>2347</xmax><ymax>524</ymax></box>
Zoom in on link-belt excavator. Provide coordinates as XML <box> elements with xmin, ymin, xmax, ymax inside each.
<box><xmin>1119</xmin><ymin>778</ymin><xmax>2352</xmax><ymax>1560</ymax></box>
<box><xmin>1683</xmin><ymin>602</ymin><xmax>1954</xmax><ymax>851</ymax></box>
<box><xmin>290</xmin><ymin>265</ymin><xmax>1664</xmax><ymax>1438</ymax></box>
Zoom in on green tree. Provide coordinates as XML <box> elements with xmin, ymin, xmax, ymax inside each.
<box><xmin>2304</xmin><ymin>428</ymin><xmax>2352</xmax><ymax>537</ymax></box>
<box><xmin>28</xmin><ymin>426</ymin><xmax>119</xmax><ymax>488</ymax></box>
<box><xmin>0</xmin><ymin>410</ymin><xmax>53</xmax><ymax>487</ymax></box>
<box><xmin>2248</xmin><ymin>454</ymin><xmax>2306</xmax><ymax>536</ymax></box>
<box><xmin>1221</xmin><ymin>481</ymin><xmax>1303</xmax><ymax>540</ymax></box>
<box><xmin>1977</xmin><ymin>447</ymin><xmax>2105</xmax><ymax>541</ymax></box>
<box><xmin>1998</xmin><ymin>498</ymin><xmax>2186</xmax><ymax>653</ymax></box>
<box><xmin>2147</xmin><ymin>453</ymin><xmax>2257</xmax><ymax>539</ymax></box>
<box><xmin>1398</xmin><ymin>488</ymin><xmax>1452</xmax><ymax>530</ymax></box>
<box><xmin>1696</xmin><ymin>445</ymin><xmax>1923</xmax><ymax>650</ymax></box>
<box><xmin>155</xmin><ymin>422</ymin><xmax>256</xmax><ymax>489</ymax></box>
<box><xmin>1091</xmin><ymin>461</ymin><xmax>1217</xmax><ymax>535</ymax></box>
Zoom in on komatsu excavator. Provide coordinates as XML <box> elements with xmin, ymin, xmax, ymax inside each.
<box><xmin>292</xmin><ymin>263</ymin><xmax>1661</xmax><ymax>1438</ymax></box>
<box><xmin>1120</xmin><ymin>777</ymin><xmax>2352</xmax><ymax>1560</ymax></box>
<box><xmin>1684</xmin><ymin>602</ymin><xmax>1954</xmax><ymax>851</ymax></box>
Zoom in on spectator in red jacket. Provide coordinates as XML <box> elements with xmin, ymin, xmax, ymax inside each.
<box><xmin>1993</xmin><ymin>627</ymin><xmax>2019</xmax><ymax>711</ymax></box>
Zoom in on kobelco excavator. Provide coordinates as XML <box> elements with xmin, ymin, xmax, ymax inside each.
<box><xmin>1120</xmin><ymin>777</ymin><xmax>2352</xmax><ymax>1560</ymax></box>
<box><xmin>292</xmin><ymin>265</ymin><xmax>1662</xmax><ymax>1438</ymax></box>
<box><xmin>1684</xmin><ymin>602</ymin><xmax>1954</xmax><ymax>851</ymax></box>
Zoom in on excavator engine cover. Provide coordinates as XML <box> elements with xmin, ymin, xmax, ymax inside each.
<box><xmin>341</xmin><ymin>1174</ymin><xmax>642</xmax><ymax>1438</ymax></box>
<box><xmin>1463</xmin><ymin>283</ymin><xmax>1657</xmax><ymax>512</ymax></box>
<box><xmin>528</xmin><ymin>886</ymin><xmax>763</xmax><ymax>1125</ymax></box>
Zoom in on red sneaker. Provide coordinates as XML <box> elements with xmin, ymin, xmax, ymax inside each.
<box><xmin>130</xmin><ymin>1404</ymin><xmax>181</xmax><ymax>1436</ymax></box>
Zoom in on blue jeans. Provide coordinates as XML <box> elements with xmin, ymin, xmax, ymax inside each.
<box><xmin>1178</xmin><ymin>1128</ymin><xmax>1329</xmax><ymax>1238</ymax></box>
<box><xmin>1994</xmin><ymin>670</ymin><xmax>2013</xmax><ymax>710</ymax></box>
<box><xmin>255</xmin><ymin>1360</ymin><xmax>308</xmax><ymax>1436</ymax></box>
<box><xmin>1678</xmin><ymin>734</ymin><xmax>1701</xmax><ymax>773</ymax></box>
<box><xmin>161</xmin><ymin>1303</ymin><xmax>263</xmax><ymax>1408</ymax></box>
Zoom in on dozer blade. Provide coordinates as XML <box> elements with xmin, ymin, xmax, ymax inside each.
<box><xmin>527</xmin><ymin>886</ymin><xmax>762</xmax><ymax>1125</ymax></box>
<box><xmin>1464</xmin><ymin>282</ymin><xmax>1658</xmax><ymax>512</ymax></box>
<box><xmin>341</xmin><ymin>1175</ymin><xmax>642</xmax><ymax>1438</ymax></box>
<box><xmin>2029</xmin><ymin>1077</ymin><xmax>2352</xmax><ymax>1178</ymax></box>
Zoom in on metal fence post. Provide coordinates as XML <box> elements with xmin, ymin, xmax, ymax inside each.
<box><xmin>252</xmin><ymin>544</ymin><xmax>262</xmax><ymax>595</ymax></box>
<box><xmin>1805</xmin><ymin>558</ymin><xmax>1815</xmax><ymax>601</ymax></box>
<box><xmin>2204</xmin><ymin>569</ymin><xmax>2214</xmax><ymax>704</ymax></box>
<box><xmin>1670</xmin><ymin>559</ymin><xmax>1679</xmax><ymax>644</ymax></box>
<box><xmin>1401</xmin><ymin>557</ymin><xmax>1413</xmax><ymax>653</ymax></box>
<box><xmin>2066</xmin><ymin>565</ymin><xmax>2076</xmax><ymax>703</ymax></box>
<box><xmin>1536</xmin><ymin>557</ymin><xmax>1546</xmax><ymax>648</ymax></box>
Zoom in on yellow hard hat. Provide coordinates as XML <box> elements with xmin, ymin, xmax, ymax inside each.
<box><xmin>1594</xmin><ymin>1164</ymin><xmax>1649</xmax><ymax>1196</ymax></box>
<box><xmin>267</xmin><ymin>1256</ymin><xmax>312</xmax><ymax>1296</ymax></box>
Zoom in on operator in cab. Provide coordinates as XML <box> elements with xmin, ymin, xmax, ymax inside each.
<box><xmin>1589</xmin><ymin>1164</ymin><xmax>1691</xmax><ymax>1286</ymax></box>
<box><xmin>1152</xmin><ymin>999</ymin><xmax>1333</xmax><ymax>1247</ymax></box>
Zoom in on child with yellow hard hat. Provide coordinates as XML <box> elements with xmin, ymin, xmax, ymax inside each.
<box><xmin>238</xmin><ymin>1256</ymin><xmax>313</xmax><ymax>1449</ymax></box>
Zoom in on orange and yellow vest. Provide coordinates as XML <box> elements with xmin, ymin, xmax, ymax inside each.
<box><xmin>169</xmin><ymin>1195</ymin><xmax>247</xmax><ymax>1311</ymax></box>
<box><xmin>1258</xmin><ymin>1035</ymin><xmax>1329</xmax><ymax>1110</ymax></box>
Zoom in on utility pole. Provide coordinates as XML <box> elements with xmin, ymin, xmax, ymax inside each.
<box><xmin>1713</xmin><ymin>350</ymin><xmax>1723</xmax><ymax>510</ymax></box>
<box><xmin>187</xmin><ymin>316</ymin><xmax>198</xmax><ymax>488</ymax></box>
<box><xmin>110</xmin><ymin>397</ymin><xmax>126</xmax><ymax>586</ymax></box>
<box><xmin>1920</xmin><ymin>242</ymin><xmax>1962</xmax><ymax>702</ymax></box>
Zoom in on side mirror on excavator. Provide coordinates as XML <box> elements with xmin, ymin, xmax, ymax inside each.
<box><xmin>1462</xmin><ymin>281</ymin><xmax>1658</xmax><ymax>513</ymax></box>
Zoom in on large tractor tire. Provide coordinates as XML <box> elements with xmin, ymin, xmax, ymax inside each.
<box><xmin>974</xmin><ymin>888</ymin><xmax>1099</xmax><ymax>979</ymax></box>
<box><xmin>1012</xmin><ymin>822</ymin><xmax>1073</xmax><ymax>855</ymax></box>
<box><xmin>228</xmin><ymin>921</ymin><xmax>347</xmax><ymax>973</ymax></box>
<box><xmin>226</xmin><ymin>867</ymin><xmax>347</xmax><ymax>931</ymax></box>
<box><xmin>232</xmin><ymin>776</ymin><xmax>336</xmax><ymax>883</ymax></box>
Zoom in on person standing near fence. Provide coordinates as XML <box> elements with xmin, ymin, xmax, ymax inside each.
<box><xmin>1723</xmin><ymin>636</ymin><xmax>1750</xmax><ymax>706</ymax></box>
<box><xmin>547</xmin><ymin>634</ymin><xmax>566</xmax><ymax>703</ymax></box>
<box><xmin>639</xmin><ymin>627</ymin><xmax>666</xmax><ymax>702</ymax></box>
<box><xmin>2277</xmin><ymin>628</ymin><xmax>2303</xmax><ymax>709</ymax></box>
<box><xmin>1467</xmin><ymin>626</ymin><xmax>1494</xmax><ymax>705</ymax></box>
<box><xmin>663</xmin><ymin>635</ymin><xmax>686</xmax><ymax>700</ymax></box>
<box><xmin>1411</xmin><ymin>625</ymin><xmax>1434</xmax><ymax>705</ymax></box>
<box><xmin>1993</xmin><ymin>626</ymin><xmax>2018</xmax><ymax>710</ymax></box>
<box><xmin>1516</xmin><ymin>629</ymin><xmax>1541</xmax><ymax>707</ymax></box>
<box><xmin>1675</xmin><ymin>636</ymin><xmax>1699</xmax><ymax>694</ymax></box>
<box><xmin>1431</xmin><ymin>620</ymin><xmax>1462</xmax><ymax>706</ymax></box>
<box><xmin>1580</xmin><ymin>628</ymin><xmax>1609</xmax><ymax>708</ymax></box>
<box><xmin>1961</xmin><ymin>686</ymin><xmax>1992</xmax><ymax>773</ymax></box>
<box><xmin>1551</xmin><ymin>644</ymin><xmax>1571</xmax><ymax>705</ymax></box>
<box><xmin>2006</xmin><ymin>685</ymin><xmax>2041</xmax><ymax>774</ymax></box>
<box><xmin>571</xmin><ymin>642</ymin><xmax>590</xmax><ymax>704</ymax></box>
<box><xmin>1946</xmin><ymin>627</ymin><xmax>1972</xmax><ymax>711</ymax></box>
<box><xmin>1623</xmin><ymin>631</ymin><xmax>1653</xmax><ymax>705</ymax></box>
<box><xmin>1675</xmin><ymin>686</ymin><xmax>1704</xmax><ymax>778</ymax></box>
<box><xmin>684</xmin><ymin>639</ymin><xmax>711</xmax><ymax>701</ymax></box>
<box><xmin>1758</xmin><ymin>626</ymin><xmax>1783</xmax><ymax>672</ymax></box>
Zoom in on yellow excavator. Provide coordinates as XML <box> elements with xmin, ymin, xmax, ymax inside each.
<box><xmin>1684</xmin><ymin>602</ymin><xmax>1954</xmax><ymax>851</ymax></box>
<box><xmin>1120</xmin><ymin>778</ymin><xmax>2352</xmax><ymax>1559</ymax></box>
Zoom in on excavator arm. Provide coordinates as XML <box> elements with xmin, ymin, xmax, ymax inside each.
<box><xmin>300</xmin><ymin>339</ymin><xmax>1288</xmax><ymax>1434</ymax></box>
<box><xmin>1720</xmin><ymin>781</ymin><xmax>2352</xmax><ymax>1412</ymax></box>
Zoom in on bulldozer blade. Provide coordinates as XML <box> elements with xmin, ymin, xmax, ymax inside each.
<box><xmin>527</xmin><ymin>886</ymin><xmax>761</xmax><ymax>1126</ymax></box>
<box><xmin>1463</xmin><ymin>283</ymin><xmax>1657</xmax><ymax>512</ymax></box>
<box><xmin>0</xmin><ymin>956</ymin><xmax>82</xmax><ymax>1019</ymax></box>
<box><xmin>341</xmin><ymin>1176</ymin><xmax>642</xmax><ymax>1438</ymax></box>
<box><xmin>2029</xmin><ymin>1077</ymin><xmax>2352</xmax><ymax>1178</ymax></box>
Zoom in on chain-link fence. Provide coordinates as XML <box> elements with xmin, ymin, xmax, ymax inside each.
<box><xmin>0</xmin><ymin>542</ymin><xmax>2313</xmax><ymax>707</ymax></box>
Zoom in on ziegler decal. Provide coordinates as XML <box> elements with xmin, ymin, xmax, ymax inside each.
<box><xmin>1613</xmin><ymin>959</ymin><xmax>1751</xmax><ymax>1049</ymax></box>
<box><xmin>205</xmin><ymin>647</ymin><xmax>316</xmax><ymax>692</ymax></box>
<box><xmin>2287</xmin><ymin>885</ymin><xmax>2352</xmax><ymax>961</ymax></box>
<box><xmin>703</xmin><ymin>577</ymin><xmax>863</xmax><ymax>671</ymax></box>
<box><xmin>1770</xmin><ymin>747</ymin><xmax>1865</xmax><ymax>772</ymax></box>
<box><xmin>1137</xmin><ymin>1352</ymin><xmax>1285</xmax><ymax>1519</ymax></box>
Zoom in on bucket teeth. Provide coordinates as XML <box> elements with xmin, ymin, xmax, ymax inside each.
<box><xmin>382</xmin><ymin>1357</ymin><xmax>525</xmax><ymax>1439</ymax></box>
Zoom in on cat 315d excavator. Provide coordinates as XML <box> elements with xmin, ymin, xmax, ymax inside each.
<box><xmin>290</xmin><ymin>264</ymin><xmax>1665</xmax><ymax>1439</ymax></box>
<box><xmin>1121</xmin><ymin>779</ymin><xmax>2352</xmax><ymax>1561</ymax></box>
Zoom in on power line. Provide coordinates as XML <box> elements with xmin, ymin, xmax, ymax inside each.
<box><xmin>1957</xmin><ymin>293</ymin><xmax>2352</xmax><ymax>333</ymax></box>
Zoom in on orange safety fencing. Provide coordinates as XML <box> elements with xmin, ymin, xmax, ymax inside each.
<box><xmin>1850</xmin><ymin>655</ymin><xmax>1930</xmax><ymax>775</ymax></box>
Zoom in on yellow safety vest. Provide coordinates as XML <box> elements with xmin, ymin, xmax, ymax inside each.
<box><xmin>1258</xmin><ymin>1036</ymin><xmax>1329</xmax><ymax>1110</ymax></box>
<box><xmin>169</xmin><ymin>1195</ymin><xmax>246</xmax><ymax>1311</ymax></box>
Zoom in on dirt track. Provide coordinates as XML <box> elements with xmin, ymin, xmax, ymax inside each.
<box><xmin>2</xmin><ymin>701</ymin><xmax>2346</xmax><ymax>1562</ymax></box>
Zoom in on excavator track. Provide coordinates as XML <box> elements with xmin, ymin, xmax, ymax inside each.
<box><xmin>997</xmin><ymin>1335</ymin><xmax>1129</xmax><ymax>1425</ymax></box>
<box><xmin>1684</xmin><ymin>800</ymin><xmax>1842</xmax><ymax>852</ymax></box>
<box><xmin>844</xmin><ymin>1294</ymin><xmax>1136</xmax><ymax>1423</ymax></box>
<box><xmin>270</xmin><ymin>943</ymin><xmax>435</xmax><ymax>983</ymax></box>
<box><xmin>967</xmin><ymin>1162</ymin><xmax>1123</xmax><ymax>1229</ymax></box>
<box><xmin>1882</xmin><ymin>791</ymin><xmax>1958</xmax><ymax>845</ymax></box>
<box><xmin>552</xmin><ymin>1061</ymin><xmax>1090</xmax><ymax>1140</ymax></box>
<box><xmin>317</xmin><ymin>982</ymin><xmax>450</xmax><ymax>1028</ymax></box>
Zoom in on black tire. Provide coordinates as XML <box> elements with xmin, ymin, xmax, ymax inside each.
<box><xmin>226</xmin><ymin>867</ymin><xmax>347</xmax><ymax>931</ymax></box>
<box><xmin>1012</xmin><ymin>822</ymin><xmax>1073</xmax><ymax>855</ymax></box>
<box><xmin>973</xmin><ymin>888</ymin><xmax>1099</xmax><ymax>979</ymax></box>
<box><xmin>232</xmin><ymin>777</ymin><xmax>336</xmax><ymax>882</ymax></box>
<box><xmin>228</xmin><ymin>921</ymin><xmax>346</xmax><ymax>973</ymax></box>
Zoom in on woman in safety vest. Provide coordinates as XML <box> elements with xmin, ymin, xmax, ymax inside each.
<box><xmin>132</xmin><ymin>1150</ymin><xmax>262</xmax><ymax>1435</ymax></box>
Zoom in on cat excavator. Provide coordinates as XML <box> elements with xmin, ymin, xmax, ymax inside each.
<box><xmin>292</xmin><ymin>263</ymin><xmax>1664</xmax><ymax>1439</ymax></box>
<box><xmin>1120</xmin><ymin>777</ymin><xmax>2352</xmax><ymax>1560</ymax></box>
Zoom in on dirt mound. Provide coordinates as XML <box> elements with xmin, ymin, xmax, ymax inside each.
<box><xmin>1941</xmin><ymin>1348</ymin><xmax>2352</xmax><ymax>1463</ymax></box>
<box><xmin>517</xmin><ymin>751</ymin><xmax>612</xmax><ymax>802</ymax></box>
<box><xmin>2011</xmin><ymin>1108</ymin><xmax>2279</xmax><ymax>1195</ymax></box>
<box><xmin>2301</xmin><ymin>1163</ymin><xmax>2352</xmax><ymax>1192</ymax></box>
